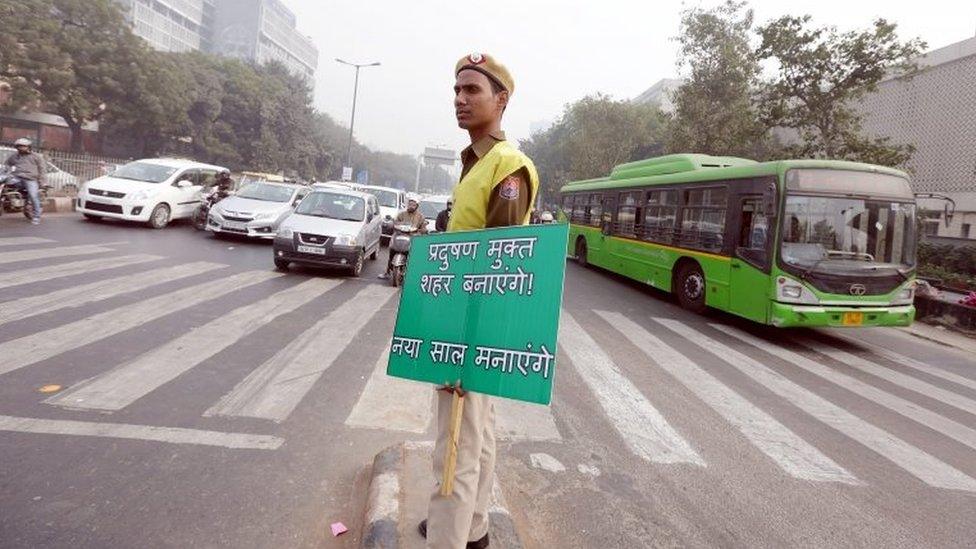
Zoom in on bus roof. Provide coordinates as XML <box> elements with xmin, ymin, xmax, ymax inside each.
<box><xmin>559</xmin><ymin>154</ymin><xmax>910</xmax><ymax>193</ymax></box>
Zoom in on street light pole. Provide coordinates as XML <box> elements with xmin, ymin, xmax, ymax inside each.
<box><xmin>336</xmin><ymin>58</ymin><xmax>380</xmax><ymax>178</ymax></box>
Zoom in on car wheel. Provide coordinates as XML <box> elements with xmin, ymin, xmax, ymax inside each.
<box><xmin>575</xmin><ymin>238</ymin><xmax>588</xmax><ymax>267</ymax></box>
<box><xmin>274</xmin><ymin>258</ymin><xmax>290</xmax><ymax>271</ymax></box>
<box><xmin>350</xmin><ymin>251</ymin><xmax>364</xmax><ymax>277</ymax></box>
<box><xmin>83</xmin><ymin>214</ymin><xmax>101</xmax><ymax>222</ymax></box>
<box><xmin>676</xmin><ymin>262</ymin><xmax>707</xmax><ymax>314</ymax></box>
<box><xmin>147</xmin><ymin>204</ymin><xmax>170</xmax><ymax>229</ymax></box>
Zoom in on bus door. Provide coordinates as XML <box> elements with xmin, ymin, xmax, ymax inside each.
<box><xmin>729</xmin><ymin>179</ymin><xmax>776</xmax><ymax>323</ymax></box>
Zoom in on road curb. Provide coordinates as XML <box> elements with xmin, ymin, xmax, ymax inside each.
<box><xmin>362</xmin><ymin>444</ymin><xmax>404</xmax><ymax>549</ymax></box>
<box><xmin>361</xmin><ymin>441</ymin><xmax>523</xmax><ymax>549</ymax></box>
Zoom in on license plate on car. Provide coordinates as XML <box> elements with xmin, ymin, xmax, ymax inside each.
<box><xmin>222</xmin><ymin>221</ymin><xmax>246</xmax><ymax>230</ymax></box>
<box><xmin>842</xmin><ymin>312</ymin><xmax>863</xmax><ymax>326</ymax></box>
<box><xmin>297</xmin><ymin>245</ymin><xmax>326</xmax><ymax>255</ymax></box>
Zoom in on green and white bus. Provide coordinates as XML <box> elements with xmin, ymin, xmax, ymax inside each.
<box><xmin>559</xmin><ymin>154</ymin><xmax>917</xmax><ymax>328</ymax></box>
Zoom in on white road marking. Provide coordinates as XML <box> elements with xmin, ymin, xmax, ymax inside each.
<box><xmin>0</xmin><ymin>243</ymin><xmax>125</xmax><ymax>265</ymax></box>
<box><xmin>825</xmin><ymin>335</ymin><xmax>976</xmax><ymax>397</ymax></box>
<box><xmin>602</xmin><ymin>312</ymin><xmax>858</xmax><ymax>484</ymax></box>
<box><xmin>0</xmin><ymin>261</ymin><xmax>223</xmax><ymax>325</ymax></box>
<box><xmin>0</xmin><ymin>415</ymin><xmax>282</xmax><ymax>450</ymax></box>
<box><xmin>0</xmin><ymin>254</ymin><xmax>161</xmax><ymax>290</ymax></box>
<box><xmin>711</xmin><ymin>326</ymin><xmax>976</xmax><ymax>451</ymax></box>
<box><xmin>47</xmin><ymin>278</ymin><xmax>340</xmax><ymax>412</ymax></box>
<box><xmin>0</xmin><ymin>237</ymin><xmax>55</xmax><ymax>247</ymax></box>
<box><xmin>677</xmin><ymin>320</ymin><xmax>976</xmax><ymax>492</ymax></box>
<box><xmin>0</xmin><ymin>270</ymin><xmax>280</xmax><ymax>376</ymax></box>
<box><xmin>559</xmin><ymin>311</ymin><xmax>704</xmax><ymax>466</ymax></box>
<box><xmin>205</xmin><ymin>284</ymin><xmax>397</xmax><ymax>422</ymax></box>
<box><xmin>814</xmin><ymin>346</ymin><xmax>976</xmax><ymax>417</ymax></box>
<box><xmin>345</xmin><ymin>346</ymin><xmax>434</xmax><ymax>434</ymax></box>
<box><xmin>494</xmin><ymin>398</ymin><xmax>562</xmax><ymax>442</ymax></box>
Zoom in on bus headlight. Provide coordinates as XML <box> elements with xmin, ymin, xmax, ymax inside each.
<box><xmin>782</xmin><ymin>285</ymin><xmax>803</xmax><ymax>299</ymax></box>
<box><xmin>893</xmin><ymin>287</ymin><xmax>914</xmax><ymax>305</ymax></box>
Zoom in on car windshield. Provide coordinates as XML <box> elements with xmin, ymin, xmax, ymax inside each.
<box><xmin>235</xmin><ymin>182</ymin><xmax>295</xmax><ymax>203</ymax></box>
<box><xmin>295</xmin><ymin>192</ymin><xmax>365</xmax><ymax>221</ymax></box>
<box><xmin>110</xmin><ymin>161</ymin><xmax>179</xmax><ymax>183</ymax></box>
<box><xmin>370</xmin><ymin>189</ymin><xmax>399</xmax><ymax>208</ymax></box>
<box><xmin>419</xmin><ymin>200</ymin><xmax>445</xmax><ymax>218</ymax></box>
<box><xmin>781</xmin><ymin>195</ymin><xmax>917</xmax><ymax>271</ymax></box>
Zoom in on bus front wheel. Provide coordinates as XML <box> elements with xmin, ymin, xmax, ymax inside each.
<box><xmin>676</xmin><ymin>262</ymin><xmax>707</xmax><ymax>314</ymax></box>
<box><xmin>575</xmin><ymin>238</ymin><xmax>588</xmax><ymax>267</ymax></box>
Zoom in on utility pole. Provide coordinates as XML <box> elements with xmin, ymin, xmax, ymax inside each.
<box><xmin>336</xmin><ymin>58</ymin><xmax>380</xmax><ymax>175</ymax></box>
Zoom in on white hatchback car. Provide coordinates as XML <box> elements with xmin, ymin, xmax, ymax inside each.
<box><xmin>272</xmin><ymin>188</ymin><xmax>383</xmax><ymax>276</ymax></box>
<box><xmin>76</xmin><ymin>158</ymin><xmax>227</xmax><ymax>229</ymax></box>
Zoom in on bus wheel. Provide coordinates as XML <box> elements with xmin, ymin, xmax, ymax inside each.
<box><xmin>676</xmin><ymin>262</ymin><xmax>707</xmax><ymax>314</ymax></box>
<box><xmin>575</xmin><ymin>238</ymin><xmax>588</xmax><ymax>267</ymax></box>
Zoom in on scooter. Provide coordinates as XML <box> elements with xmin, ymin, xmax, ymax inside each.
<box><xmin>0</xmin><ymin>169</ymin><xmax>44</xmax><ymax>219</ymax></box>
<box><xmin>389</xmin><ymin>222</ymin><xmax>418</xmax><ymax>287</ymax></box>
<box><xmin>192</xmin><ymin>187</ymin><xmax>230</xmax><ymax>230</ymax></box>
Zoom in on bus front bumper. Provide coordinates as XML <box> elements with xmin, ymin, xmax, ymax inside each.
<box><xmin>770</xmin><ymin>303</ymin><xmax>915</xmax><ymax>328</ymax></box>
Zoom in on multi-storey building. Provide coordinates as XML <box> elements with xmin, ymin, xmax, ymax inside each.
<box><xmin>113</xmin><ymin>0</ymin><xmax>317</xmax><ymax>82</ymax></box>
<box><xmin>859</xmin><ymin>34</ymin><xmax>976</xmax><ymax>242</ymax></box>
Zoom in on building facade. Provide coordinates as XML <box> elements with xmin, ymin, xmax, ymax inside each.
<box><xmin>113</xmin><ymin>0</ymin><xmax>317</xmax><ymax>81</ymax></box>
<box><xmin>858</xmin><ymin>35</ymin><xmax>976</xmax><ymax>242</ymax></box>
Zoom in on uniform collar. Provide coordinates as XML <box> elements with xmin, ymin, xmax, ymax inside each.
<box><xmin>462</xmin><ymin>130</ymin><xmax>506</xmax><ymax>164</ymax></box>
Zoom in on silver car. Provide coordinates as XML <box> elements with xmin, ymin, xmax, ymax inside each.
<box><xmin>207</xmin><ymin>181</ymin><xmax>309</xmax><ymax>239</ymax></box>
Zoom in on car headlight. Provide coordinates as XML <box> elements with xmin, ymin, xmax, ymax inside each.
<box><xmin>132</xmin><ymin>189</ymin><xmax>157</xmax><ymax>201</ymax></box>
<box><xmin>334</xmin><ymin>234</ymin><xmax>356</xmax><ymax>246</ymax></box>
<box><xmin>278</xmin><ymin>227</ymin><xmax>294</xmax><ymax>238</ymax></box>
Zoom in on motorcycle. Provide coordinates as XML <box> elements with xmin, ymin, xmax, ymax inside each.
<box><xmin>389</xmin><ymin>222</ymin><xmax>418</xmax><ymax>287</ymax></box>
<box><xmin>192</xmin><ymin>187</ymin><xmax>230</xmax><ymax>230</ymax></box>
<box><xmin>0</xmin><ymin>169</ymin><xmax>46</xmax><ymax>219</ymax></box>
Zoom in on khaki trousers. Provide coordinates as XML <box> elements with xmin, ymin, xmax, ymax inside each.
<box><xmin>426</xmin><ymin>390</ymin><xmax>496</xmax><ymax>548</ymax></box>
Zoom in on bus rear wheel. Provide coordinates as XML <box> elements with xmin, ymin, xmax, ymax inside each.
<box><xmin>575</xmin><ymin>238</ymin><xmax>588</xmax><ymax>267</ymax></box>
<box><xmin>676</xmin><ymin>262</ymin><xmax>707</xmax><ymax>314</ymax></box>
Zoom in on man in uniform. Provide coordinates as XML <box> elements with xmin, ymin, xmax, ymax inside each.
<box><xmin>419</xmin><ymin>53</ymin><xmax>539</xmax><ymax>549</ymax></box>
<box><xmin>378</xmin><ymin>195</ymin><xmax>426</xmax><ymax>279</ymax></box>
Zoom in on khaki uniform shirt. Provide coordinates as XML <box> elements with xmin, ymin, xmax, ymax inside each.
<box><xmin>459</xmin><ymin>130</ymin><xmax>531</xmax><ymax>228</ymax></box>
<box><xmin>395</xmin><ymin>209</ymin><xmax>426</xmax><ymax>231</ymax></box>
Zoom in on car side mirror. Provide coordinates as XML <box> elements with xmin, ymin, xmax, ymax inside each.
<box><xmin>176</xmin><ymin>180</ymin><xmax>193</xmax><ymax>188</ymax></box>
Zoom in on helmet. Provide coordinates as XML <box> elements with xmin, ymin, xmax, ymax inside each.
<box><xmin>13</xmin><ymin>138</ymin><xmax>32</xmax><ymax>148</ymax></box>
<box><xmin>540</xmin><ymin>211</ymin><xmax>554</xmax><ymax>222</ymax></box>
<box><xmin>406</xmin><ymin>193</ymin><xmax>420</xmax><ymax>204</ymax></box>
<box><xmin>218</xmin><ymin>169</ymin><xmax>231</xmax><ymax>177</ymax></box>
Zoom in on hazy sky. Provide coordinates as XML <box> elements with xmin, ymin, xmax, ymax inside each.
<box><xmin>287</xmin><ymin>0</ymin><xmax>975</xmax><ymax>158</ymax></box>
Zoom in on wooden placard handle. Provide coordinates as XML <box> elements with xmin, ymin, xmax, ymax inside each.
<box><xmin>440</xmin><ymin>389</ymin><xmax>465</xmax><ymax>496</ymax></box>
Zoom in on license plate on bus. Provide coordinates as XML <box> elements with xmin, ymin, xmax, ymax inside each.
<box><xmin>297</xmin><ymin>245</ymin><xmax>326</xmax><ymax>255</ymax></box>
<box><xmin>842</xmin><ymin>312</ymin><xmax>863</xmax><ymax>326</ymax></box>
<box><xmin>222</xmin><ymin>221</ymin><xmax>246</xmax><ymax>230</ymax></box>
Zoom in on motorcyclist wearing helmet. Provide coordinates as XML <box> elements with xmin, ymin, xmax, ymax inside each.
<box><xmin>215</xmin><ymin>169</ymin><xmax>235</xmax><ymax>199</ymax></box>
<box><xmin>3</xmin><ymin>138</ymin><xmax>46</xmax><ymax>225</ymax></box>
<box><xmin>378</xmin><ymin>195</ymin><xmax>427</xmax><ymax>279</ymax></box>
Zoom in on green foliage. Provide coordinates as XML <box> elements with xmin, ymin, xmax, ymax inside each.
<box><xmin>667</xmin><ymin>1</ymin><xmax>772</xmax><ymax>158</ymax></box>
<box><xmin>756</xmin><ymin>16</ymin><xmax>925</xmax><ymax>167</ymax></box>
<box><xmin>520</xmin><ymin>94</ymin><xmax>666</xmax><ymax>203</ymax></box>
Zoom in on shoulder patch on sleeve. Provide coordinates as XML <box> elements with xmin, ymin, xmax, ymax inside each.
<box><xmin>498</xmin><ymin>176</ymin><xmax>521</xmax><ymax>201</ymax></box>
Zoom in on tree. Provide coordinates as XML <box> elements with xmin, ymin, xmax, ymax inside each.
<box><xmin>521</xmin><ymin>94</ymin><xmax>666</xmax><ymax>203</ymax></box>
<box><xmin>0</xmin><ymin>0</ymin><xmax>150</xmax><ymax>151</ymax></box>
<box><xmin>667</xmin><ymin>1</ymin><xmax>771</xmax><ymax>158</ymax></box>
<box><xmin>756</xmin><ymin>16</ymin><xmax>925</xmax><ymax>166</ymax></box>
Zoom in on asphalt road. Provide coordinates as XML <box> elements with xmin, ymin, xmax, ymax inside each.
<box><xmin>1</xmin><ymin>213</ymin><xmax>974</xmax><ymax>549</ymax></box>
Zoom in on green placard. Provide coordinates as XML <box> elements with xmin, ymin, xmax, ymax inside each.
<box><xmin>386</xmin><ymin>223</ymin><xmax>569</xmax><ymax>405</ymax></box>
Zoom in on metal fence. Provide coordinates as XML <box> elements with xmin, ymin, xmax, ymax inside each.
<box><xmin>0</xmin><ymin>142</ymin><xmax>131</xmax><ymax>194</ymax></box>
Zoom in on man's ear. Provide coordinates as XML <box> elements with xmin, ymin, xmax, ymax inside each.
<box><xmin>497</xmin><ymin>90</ymin><xmax>510</xmax><ymax>112</ymax></box>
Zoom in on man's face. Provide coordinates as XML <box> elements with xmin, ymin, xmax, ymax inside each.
<box><xmin>15</xmin><ymin>145</ymin><xmax>29</xmax><ymax>155</ymax></box>
<box><xmin>454</xmin><ymin>70</ymin><xmax>507</xmax><ymax>130</ymax></box>
<box><xmin>407</xmin><ymin>200</ymin><xmax>418</xmax><ymax>213</ymax></box>
<box><xmin>447</xmin><ymin>201</ymin><xmax>453</xmax><ymax>211</ymax></box>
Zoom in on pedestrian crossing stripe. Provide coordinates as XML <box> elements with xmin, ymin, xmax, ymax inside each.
<box><xmin>1</xmin><ymin>244</ymin><xmax>975</xmax><ymax>494</ymax></box>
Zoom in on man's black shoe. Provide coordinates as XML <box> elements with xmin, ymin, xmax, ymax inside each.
<box><xmin>418</xmin><ymin>520</ymin><xmax>489</xmax><ymax>548</ymax></box>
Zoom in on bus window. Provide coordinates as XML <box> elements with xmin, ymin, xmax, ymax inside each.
<box><xmin>617</xmin><ymin>192</ymin><xmax>640</xmax><ymax>237</ymax></box>
<box><xmin>571</xmin><ymin>194</ymin><xmax>587</xmax><ymax>224</ymax></box>
<box><xmin>737</xmin><ymin>197</ymin><xmax>770</xmax><ymax>269</ymax></box>
<box><xmin>588</xmin><ymin>194</ymin><xmax>602</xmax><ymax>227</ymax></box>
<box><xmin>644</xmin><ymin>189</ymin><xmax>678</xmax><ymax>244</ymax></box>
<box><xmin>680</xmin><ymin>186</ymin><xmax>727</xmax><ymax>253</ymax></box>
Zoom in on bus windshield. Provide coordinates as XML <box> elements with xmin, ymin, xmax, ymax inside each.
<box><xmin>781</xmin><ymin>195</ymin><xmax>917</xmax><ymax>272</ymax></box>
